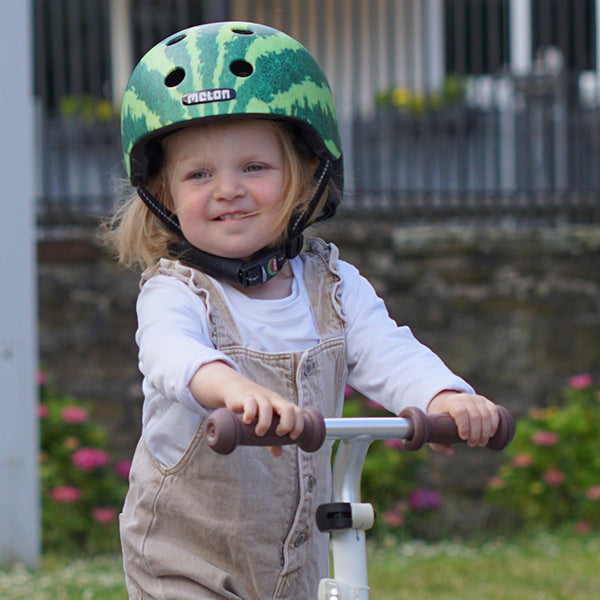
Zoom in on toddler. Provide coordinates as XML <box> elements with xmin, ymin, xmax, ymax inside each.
<box><xmin>109</xmin><ymin>21</ymin><xmax>500</xmax><ymax>600</ymax></box>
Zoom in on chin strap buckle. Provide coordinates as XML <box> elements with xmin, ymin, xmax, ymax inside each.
<box><xmin>236</xmin><ymin>247</ymin><xmax>288</xmax><ymax>288</ymax></box>
<box><xmin>235</xmin><ymin>234</ymin><xmax>303</xmax><ymax>287</ymax></box>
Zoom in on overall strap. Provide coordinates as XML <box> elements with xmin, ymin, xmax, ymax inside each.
<box><xmin>301</xmin><ymin>239</ymin><xmax>347</xmax><ymax>340</ymax></box>
<box><xmin>141</xmin><ymin>258</ymin><xmax>243</xmax><ymax>348</ymax></box>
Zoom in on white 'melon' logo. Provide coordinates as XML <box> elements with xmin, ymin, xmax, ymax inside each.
<box><xmin>182</xmin><ymin>88</ymin><xmax>236</xmax><ymax>105</ymax></box>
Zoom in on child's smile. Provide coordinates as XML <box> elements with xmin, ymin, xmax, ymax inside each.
<box><xmin>165</xmin><ymin>119</ymin><xmax>286</xmax><ymax>261</ymax></box>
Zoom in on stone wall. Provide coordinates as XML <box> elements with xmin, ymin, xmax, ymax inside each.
<box><xmin>37</xmin><ymin>220</ymin><xmax>600</xmax><ymax>531</ymax></box>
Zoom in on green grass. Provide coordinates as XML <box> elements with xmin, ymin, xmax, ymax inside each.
<box><xmin>1</xmin><ymin>532</ymin><xmax>599</xmax><ymax>599</ymax></box>
<box><xmin>368</xmin><ymin>533</ymin><xmax>600</xmax><ymax>599</ymax></box>
<box><xmin>0</xmin><ymin>554</ymin><xmax>126</xmax><ymax>600</ymax></box>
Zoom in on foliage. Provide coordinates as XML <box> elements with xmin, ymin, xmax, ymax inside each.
<box><xmin>59</xmin><ymin>94</ymin><xmax>117</xmax><ymax>123</ymax></box>
<box><xmin>342</xmin><ymin>389</ymin><xmax>442</xmax><ymax>539</ymax></box>
<box><xmin>485</xmin><ymin>374</ymin><xmax>600</xmax><ymax>533</ymax></box>
<box><xmin>375</xmin><ymin>75</ymin><xmax>466</xmax><ymax>114</ymax></box>
<box><xmin>38</xmin><ymin>374</ymin><xmax>130</xmax><ymax>554</ymax></box>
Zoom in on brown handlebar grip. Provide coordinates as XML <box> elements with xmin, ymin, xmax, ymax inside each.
<box><xmin>205</xmin><ymin>407</ymin><xmax>326</xmax><ymax>455</ymax></box>
<box><xmin>400</xmin><ymin>405</ymin><xmax>515</xmax><ymax>451</ymax></box>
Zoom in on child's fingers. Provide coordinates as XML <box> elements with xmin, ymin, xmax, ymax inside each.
<box><xmin>463</xmin><ymin>398</ymin><xmax>499</xmax><ymax>447</ymax></box>
<box><xmin>236</xmin><ymin>395</ymin><xmax>273</xmax><ymax>435</ymax></box>
<box><xmin>227</xmin><ymin>385</ymin><xmax>300</xmax><ymax>439</ymax></box>
<box><xmin>448</xmin><ymin>403</ymin><xmax>471</xmax><ymax>442</ymax></box>
<box><xmin>274</xmin><ymin>404</ymin><xmax>304</xmax><ymax>439</ymax></box>
<box><xmin>252</xmin><ymin>396</ymin><xmax>275</xmax><ymax>436</ymax></box>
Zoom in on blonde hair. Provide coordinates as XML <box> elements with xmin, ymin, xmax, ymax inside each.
<box><xmin>101</xmin><ymin>119</ymin><xmax>330</xmax><ymax>271</ymax></box>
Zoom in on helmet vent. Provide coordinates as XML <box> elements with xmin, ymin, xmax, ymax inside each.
<box><xmin>165</xmin><ymin>67</ymin><xmax>186</xmax><ymax>87</ymax></box>
<box><xmin>230</xmin><ymin>60</ymin><xmax>253</xmax><ymax>78</ymax></box>
<box><xmin>166</xmin><ymin>34</ymin><xmax>186</xmax><ymax>46</ymax></box>
<box><xmin>231</xmin><ymin>28</ymin><xmax>254</xmax><ymax>35</ymax></box>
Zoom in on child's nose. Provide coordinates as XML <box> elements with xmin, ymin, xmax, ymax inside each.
<box><xmin>213</xmin><ymin>171</ymin><xmax>243</xmax><ymax>201</ymax></box>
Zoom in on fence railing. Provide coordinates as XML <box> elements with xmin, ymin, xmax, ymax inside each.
<box><xmin>38</xmin><ymin>77</ymin><xmax>600</xmax><ymax>227</ymax></box>
<box><xmin>344</xmin><ymin>71</ymin><xmax>600</xmax><ymax>224</ymax></box>
<box><xmin>34</xmin><ymin>0</ymin><xmax>600</xmax><ymax>227</ymax></box>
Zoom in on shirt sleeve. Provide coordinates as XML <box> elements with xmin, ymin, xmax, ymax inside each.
<box><xmin>135</xmin><ymin>275</ymin><xmax>239</xmax><ymax>414</ymax></box>
<box><xmin>338</xmin><ymin>261</ymin><xmax>474</xmax><ymax>414</ymax></box>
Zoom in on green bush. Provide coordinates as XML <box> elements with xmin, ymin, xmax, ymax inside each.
<box><xmin>342</xmin><ymin>389</ymin><xmax>442</xmax><ymax>539</ymax></box>
<box><xmin>485</xmin><ymin>374</ymin><xmax>600</xmax><ymax>533</ymax></box>
<box><xmin>38</xmin><ymin>374</ymin><xmax>130</xmax><ymax>554</ymax></box>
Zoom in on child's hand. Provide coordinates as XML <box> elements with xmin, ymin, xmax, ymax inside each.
<box><xmin>427</xmin><ymin>390</ymin><xmax>500</xmax><ymax>455</ymax></box>
<box><xmin>223</xmin><ymin>379</ymin><xmax>305</xmax><ymax>457</ymax></box>
<box><xmin>190</xmin><ymin>361</ymin><xmax>304</xmax><ymax>457</ymax></box>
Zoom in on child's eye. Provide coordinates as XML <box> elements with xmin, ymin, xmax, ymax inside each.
<box><xmin>190</xmin><ymin>170</ymin><xmax>211</xmax><ymax>180</ymax></box>
<box><xmin>245</xmin><ymin>163</ymin><xmax>265</xmax><ymax>173</ymax></box>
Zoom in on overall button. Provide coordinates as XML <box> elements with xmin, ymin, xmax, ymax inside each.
<box><xmin>307</xmin><ymin>475</ymin><xmax>316</xmax><ymax>492</ymax></box>
<box><xmin>293</xmin><ymin>532</ymin><xmax>307</xmax><ymax>547</ymax></box>
<box><xmin>303</xmin><ymin>360</ymin><xmax>314</xmax><ymax>376</ymax></box>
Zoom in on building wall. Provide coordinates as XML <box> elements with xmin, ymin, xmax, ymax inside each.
<box><xmin>37</xmin><ymin>221</ymin><xmax>600</xmax><ymax>529</ymax></box>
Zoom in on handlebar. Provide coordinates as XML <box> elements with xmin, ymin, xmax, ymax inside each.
<box><xmin>205</xmin><ymin>405</ymin><xmax>515</xmax><ymax>455</ymax></box>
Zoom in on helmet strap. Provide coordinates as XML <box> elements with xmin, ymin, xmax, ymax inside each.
<box><xmin>137</xmin><ymin>158</ymin><xmax>330</xmax><ymax>288</ymax></box>
<box><xmin>137</xmin><ymin>185</ymin><xmax>183</xmax><ymax>235</ymax></box>
<box><xmin>168</xmin><ymin>236</ymin><xmax>303</xmax><ymax>288</ymax></box>
<box><xmin>289</xmin><ymin>159</ymin><xmax>331</xmax><ymax>237</ymax></box>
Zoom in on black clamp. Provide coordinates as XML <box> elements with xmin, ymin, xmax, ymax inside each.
<box><xmin>316</xmin><ymin>502</ymin><xmax>353</xmax><ymax>532</ymax></box>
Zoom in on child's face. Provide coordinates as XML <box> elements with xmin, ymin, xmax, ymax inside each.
<box><xmin>165</xmin><ymin>119</ymin><xmax>286</xmax><ymax>260</ymax></box>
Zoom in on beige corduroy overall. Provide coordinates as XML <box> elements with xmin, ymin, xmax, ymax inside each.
<box><xmin>120</xmin><ymin>240</ymin><xmax>349</xmax><ymax>600</ymax></box>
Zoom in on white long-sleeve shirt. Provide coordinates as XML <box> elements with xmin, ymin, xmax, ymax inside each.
<box><xmin>136</xmin><ymin>255</ymin><xmax>474</xmax><ymax>466</ymax></box>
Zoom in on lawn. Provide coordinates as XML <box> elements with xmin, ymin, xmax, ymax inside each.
<box><xmin>1</xmin><ymin>532</ymin><xmax>598</xmax><ymax>599</ymax></box>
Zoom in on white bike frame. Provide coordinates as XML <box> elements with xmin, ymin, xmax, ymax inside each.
<box><xmin>317</xmin><ymin>417</ymin><xmax>414</xmax><ymax>600</ymax></box>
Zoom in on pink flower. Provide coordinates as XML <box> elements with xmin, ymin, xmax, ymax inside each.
<box><xmin>529</xmin><ymin>407</ymin><xmax>548</xmax><ymax>420</ymax></box>
<box><xmin>511</xmin><ymin>454</ymin><xmax>533</xmax><ymax>468</ymax></box>
<box><xmin>574</xmin><ymin>520</ymin><xmax>592</xmax><ymax>535</ymax></box>
<box><xmin>72</xmin><ymin>447</ymin><xmax>110</xmax><ymax>472</ymax></box>
<box><xmin>531</xmin><ymin>430</ymin><xmax>558</xmax><ymax>446</ymax></box>
<box><xmin>92</xmin><ymin>507</ymin><xmax>118</xmax><ymax>524</ymax></box>
<box><xmin>585</xmin><ymin>485</ymin><xmax>600</xmax><ymax>501</ymax></box>
<box><xmin>384</xmin><ymin>438</ymin><xmax>403</xmax><ymax>449</ymax></box>
<box><xmin>382</xmin><ymin>510</ymin><xmax>404</xmax><ymax>527</ymax></box>
<box><xmin>63</xmin><ymin>437</ymin><xmax>80</xmax><ymax>450</ymax></box>
<box><xmin>61</xmin><ymin>406</ymin><xmax>89</xmax><ymax>424</ymax></box>
<box><xmin>487</xmin><ymin>476</ymin><xmax>504</xmax><ymax>489</ymax></box>
<box><xmin>568</xmin><ymin>374</ymin><xmax>593</xmax><ymax>390</ymax></box>
<box><xmin>408</xmin><ymin>488</ymin><xmax>442</xmax><ymax>512</ymax></box>
<box><xmin>344</xmin><ymin>386</ymin><xmax>354</xmax><ymax>398</ymax></box>
<box><xmin>37</xmin><ymin>371</ymin><xmax>48</xmax><ymax>386</ymax></box>
<box><xmin>114</xmin><ymin>459</ymin><xmax>132</xmax><ymax>481</ymax></box>
<box><xmin>543</xmin><ymin>468</ymin><xmax>564</xmax><ymax>486</ymax></box>
<box><xmin>37</xmin><ymin>405</ymin><xmax>49</xmax><ymax>419</ymax></box>
<box><xmin>50</xmin><ymin>485</ymin><xmax>82</xmax><ymax>503</ymax></box>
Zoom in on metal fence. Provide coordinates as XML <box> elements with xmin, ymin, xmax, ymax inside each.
<box><xmin>34</xmin><ymin>0</ymin><xmax>600</xmax><ymax>227</ymax></box>
<box><xmin>349</xmin><ymin>71</ymin><xmax>600</xmax><ymax>223</ymax></box>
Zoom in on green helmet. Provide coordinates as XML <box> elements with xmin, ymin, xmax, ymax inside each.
<box><xmin>121</xmin><ymin>21</ymin><xmax>343</xmax><ymax>218</ymax></box>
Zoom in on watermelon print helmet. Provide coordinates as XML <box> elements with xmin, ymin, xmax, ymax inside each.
<box><xmin>120</xmin><ymin>21</ymin><xmax>343</xmax><ymax>286</ymax></box>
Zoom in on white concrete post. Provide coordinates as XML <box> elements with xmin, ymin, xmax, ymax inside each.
<box><xmin>109</xmin><ymin>0</ymin><xmax>134</xmax><ymax>107</ymax></box>
<box><xmin>0</xmin><ymin>2</ymin><xmax>39</xmax><ymax>567</ymax></box>
<box><xmin>423</xmin><ymin>0</ymin><xmax>445</xmax><ymax>92</ymax></box>
<box><xmin>510</xmin><ymin>0</ymin><xmax>532</xmax><ymax>75</ymax></box>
